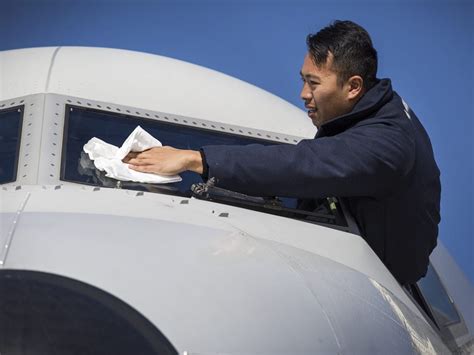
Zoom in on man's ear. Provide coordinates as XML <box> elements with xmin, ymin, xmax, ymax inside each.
<box><xmin>347</xmin><ymin>75</ymin><xmax>364</xmax><ymax>100</ymax></box>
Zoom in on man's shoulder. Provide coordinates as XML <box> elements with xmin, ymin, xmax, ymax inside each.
<box><xmin>353</xmin><ymin>91</ymin><xmax>415</xmax><ymax>132</ymax></box>
<box><xmin>372</xmin><ymin>90</ymin><xmax>408</xmax><ymax>118</ymax></box>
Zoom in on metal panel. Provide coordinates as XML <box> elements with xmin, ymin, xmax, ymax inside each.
<box><xmin>1</xmin><ymin>184</ymin><xmax>425</xmax><ymax>320</ymax></box>
<box><xmin>4</xmin><ymin>209</ymin><xmax>451</xmax><ymax>354</ymax></box>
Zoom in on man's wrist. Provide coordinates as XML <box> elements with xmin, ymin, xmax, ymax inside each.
<box><xmin>185</xmin><ymin>150</ymin><xmax>204</xmax><ymax>174</ymax></box>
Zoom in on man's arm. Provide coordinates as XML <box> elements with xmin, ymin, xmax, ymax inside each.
<box><xmin>200</xmin><ymin>119</ymin><xmax>415</xmax><ymax>198</ymax></box>
<box><xmin>124</xmin><ymin>146</ymin><xmax>204</xmax><ymax>175</ymax></box>
<box><xmin>124</xmin><ymin>119</ymin><xmax>415</xmax><ymax>199</ymax></box>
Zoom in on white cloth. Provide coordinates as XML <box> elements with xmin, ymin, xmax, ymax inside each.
<box><xmin>83</xmin><ymin>126</ymin><xmax>182</xmax><ymax>184</ymax></box>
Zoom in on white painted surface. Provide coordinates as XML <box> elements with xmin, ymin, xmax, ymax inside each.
<box><xmin>1</xmin><ymin>186</ymin><xmax>449</xmax><ymax>354</ymax></box>
<box><xmin>0</xmin><ymin>47</ymin><xmax>56</xmax><ymax>99</ymax></box>
<box><xmin>0</xmin><ymin>47</ymin><xmax>316</xmax><ymax>138</ymax></box>
<box><xmin>0</xmin><ymin>185</ymin><xmax>424</xmax><ymax>321</ymax></box>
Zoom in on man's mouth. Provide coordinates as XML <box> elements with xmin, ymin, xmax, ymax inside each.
<box><xmin>307</xmin><ymin>108</ymin><xmax>317</xmax><ymax>117</ymax></box>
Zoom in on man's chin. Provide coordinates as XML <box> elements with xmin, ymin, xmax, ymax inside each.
<box><xmin>308</xmin><ymin>112</ymin><xmax>320</xmax><ymax>128</ymax></box>
<box><xmin>309</xmin><ymin>115</ymin><xmax>321</xmax><ymax>128</ymax></box>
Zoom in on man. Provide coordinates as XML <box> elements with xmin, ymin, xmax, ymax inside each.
<box><xmin>124</xmin><ymin>20</ymin><xmax>441</xmax><ymax>285</ymax></box>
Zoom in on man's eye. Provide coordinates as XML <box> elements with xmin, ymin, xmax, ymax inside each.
<box><xmin>300</xmin><ymin>78</ymin><xmax>319</xmax><ymax>86</ymax></box>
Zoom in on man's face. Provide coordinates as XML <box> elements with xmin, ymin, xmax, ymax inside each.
<box><xmin>300</xmin><ymin>52</ymin><xmax>353</xmax><ymax>128</ymax></box>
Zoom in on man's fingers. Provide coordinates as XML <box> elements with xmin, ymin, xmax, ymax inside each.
<box><xmin>124</xmin><ymin>146</ymin><xmax>191</xmax><ymax>176</ymax></box>
<box><xmin>128</xmin><ymin>164</ymin><xmax>175</xmax><ymax>176</ymax></box>
<box><xmin>128</xmin><ymin>164</ymin><xmax>153</xmax><ymax>173</ymax></box>
<box><xmin>123</xmin><ymin>152</ymin><xmax>140</xmax><ymax>163</ymax></box>
<box><xmin>124</xmin><ymin>151</ymin><xmax>139</xmax><ymax>160</ymax></box>
<box><xmin>126</xmin><ymin>157</ymin><xmax>151</xmax><ymax>165</ymax></box>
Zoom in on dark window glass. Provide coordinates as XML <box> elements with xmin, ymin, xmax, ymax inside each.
<box><xmin>62</xmin><ymin>106</ymin><xmax>280</xmax><ymax>193</ymax></box>
<box><xmin>0</xmin><ymin>270</ymin><xmax>178</xmax><ymax>355</ymax></box>
<box><xmin>0</xmin><ymin>106</ymin><xmax>23</xmax><ymax>184</ymax></box>
<box><xmin>417</xmin><ymin>263</ymin><xmax>461</xmax><ymax>327</ymax></box>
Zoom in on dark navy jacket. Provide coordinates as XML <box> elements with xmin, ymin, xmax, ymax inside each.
<box><xmin>201</xmin><ymin>79</ymin><xmax>441</xmax><ymax>284</ymax></box>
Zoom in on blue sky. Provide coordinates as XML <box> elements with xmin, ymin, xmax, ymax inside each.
<box><xmin>1</xmin><ymin>0</ymin><xmax>472</xmax><ymax>282</ymax></box>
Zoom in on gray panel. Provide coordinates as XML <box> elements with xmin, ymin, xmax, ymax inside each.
<box><xmin>5</xmin><ymin>210</ymin><xmax>452</xmax><ymax>354</ymax></box>
<box><xmin>7</xmin><ymin>212</ymin><xmax>342</xmax><ymax>354</ymax></box>
<box><xmin>38</xmin><ymin>95</ymin><xmax>65</xmax><ymax>184</ymax></box>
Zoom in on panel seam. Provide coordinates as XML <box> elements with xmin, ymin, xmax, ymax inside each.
<box><xmin>45</xmin><ymin>47</ymin><xmax>61</xmax><ymax>93</ymax></box>
<box><xmin>0</xmin><ymin>192</ymin><xmax>31</xmax><ymax>267</ymax></box>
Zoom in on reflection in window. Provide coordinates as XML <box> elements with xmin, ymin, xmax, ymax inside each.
<box><xmin>417</xmin><ymin>263</ymin><xmax>461</xmax><ymax>327</ymax></box>
<box><xmin>0</xmin><ymin>270</ymin><xmax>178</xmax><ymax>355</ymax></box>
<box><xmin>0</xmin><ymin>106</ymin><xmax>23</xmax><ymax>184</ymax></box>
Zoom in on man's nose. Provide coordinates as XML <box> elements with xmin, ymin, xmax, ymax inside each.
<box><xmin>300</xmin><ymin>82</ymin><xmax>312</xmax><ymax>102</ymax></box>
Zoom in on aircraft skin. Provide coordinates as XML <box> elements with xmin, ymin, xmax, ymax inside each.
<box><xmin>0</xmin><ymin>47</ymin><xmax>472</xmax><ymax>354</ymax></box>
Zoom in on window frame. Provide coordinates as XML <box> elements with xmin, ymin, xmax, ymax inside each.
<box><xmin>0</xmin><ymin>105</ymin><xmax>24</xmax><ymax>184</ymax></box>
<box><xmin>403</xmin><ymin>262</ymin><xmax>468</xmax><ymax>352</ymax></box>
<box><xmin>416</xmin><ymin>263</ymin><xmax>462</xmax><ymax>328</ymax></box>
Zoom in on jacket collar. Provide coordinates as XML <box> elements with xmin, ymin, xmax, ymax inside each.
<box><xmin>316</xmin><ymin>78</ymin><xmax>394</xmax><ymax>138</ymax></box>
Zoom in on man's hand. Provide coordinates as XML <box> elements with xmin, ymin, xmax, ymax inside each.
<box><xmin>123</xmin><ymin>146</ymin><xmax>203</xmax><ymax>175</ymax></box>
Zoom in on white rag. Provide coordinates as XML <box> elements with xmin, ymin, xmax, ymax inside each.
<box><xmin>83</xmin><ymin>126</ymin><xmax>182</xmax><ymax>184</ymax></box>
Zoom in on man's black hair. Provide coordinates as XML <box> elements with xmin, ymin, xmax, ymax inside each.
<box><xmin>307</xmin><ymin>20</ymin><xmax>378</xmax><ymax>89</ymax></box>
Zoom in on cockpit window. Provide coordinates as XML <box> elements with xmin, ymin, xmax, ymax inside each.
<box><xmin>0</xmin><ymin>270</ymin><xmax>178</xmax><ymax>355</ymax></box>
<box><xmin>0</xmin><ymin>106</ymin><xmax>23</xmax><ymax>184</ymax></box>
<box><xmin>61</xmin><ymin>105</ymin><xmax>279</xmax><ymax>193</ymax></box>
<box><xmin>61</xmin><ymin>105</ymin><xmax>348</xmax><ymax>228</ymax></box>
<box><xmin>417</xmin><ymin>263</ymin><xmax>461</xmax><ymax>327</ymax></box>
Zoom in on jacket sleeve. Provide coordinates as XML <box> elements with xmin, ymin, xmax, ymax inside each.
<box><xmin>201</xmin><ymin>119</ymin><xmax>415</xmax><ymax>199</ymax></box>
